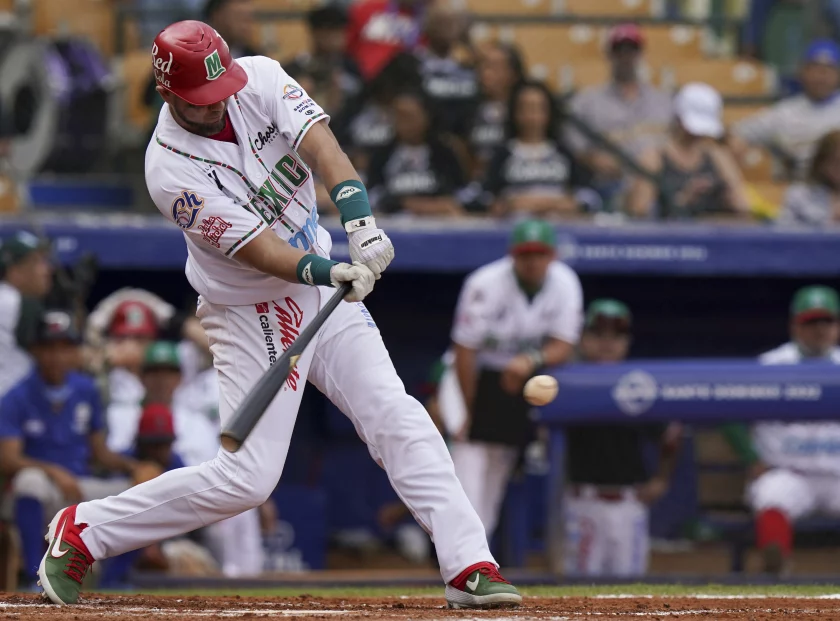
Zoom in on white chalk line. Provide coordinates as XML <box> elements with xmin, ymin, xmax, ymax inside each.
<box><xmin>0</xmin><ymin>602</ymin><xmax>350</xmax><ymax>617</ymax></box>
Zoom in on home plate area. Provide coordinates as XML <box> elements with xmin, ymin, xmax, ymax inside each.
<box><xmin>4</xmin><ymin>594</ymin><xmax>840</xmax><ymax>620</ymax></box>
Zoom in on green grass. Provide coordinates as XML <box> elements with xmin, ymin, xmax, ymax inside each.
<box><xmin>138</xmin><ymin>584</ymin><xmax>840</xmax><ymax>598</ymax></box>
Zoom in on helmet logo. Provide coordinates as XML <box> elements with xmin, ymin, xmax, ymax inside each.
<box><xmin>205</xmin><ymin>50</ymin><xmax>226</xmax><ymax>81</ymax></box>
<box><xmin>152</xmin><ymin>42</ymin><xmax>174</xmax><ymax>87</ymax></box>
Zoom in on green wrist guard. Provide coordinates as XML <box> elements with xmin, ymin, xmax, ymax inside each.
<box><xmin>296</xmin><ymin>254</ymin><xmax>338</xmax><ymax>287</ymax></box>
<box><xmin>331</xmin><ymin>180</ymin><xmax>372</xmax><ymax>227</ymax></box>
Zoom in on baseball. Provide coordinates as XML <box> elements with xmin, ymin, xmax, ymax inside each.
<box><xmin>523</xmin><ymin>375</ymin><xmax>559</xmax><ymax>406</ymax></box>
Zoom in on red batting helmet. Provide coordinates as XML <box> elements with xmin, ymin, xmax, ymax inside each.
<box><xmin>151</xmin><ymin>20</ymin><xmax>248</xmax><ymax>106</ymax></box>
<box><xmin>109</xmin><ymin>301</ymin><xmax>158</xmax><ymax>339</ymax></box>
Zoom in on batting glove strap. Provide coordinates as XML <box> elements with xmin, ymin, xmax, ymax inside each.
<box><xmin>344</xmin><ymin>216</ymin><xmax>377</xmax><ymax>233</ymax></box>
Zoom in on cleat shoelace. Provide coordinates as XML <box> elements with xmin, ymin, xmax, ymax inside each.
<box><xmin>63</xmin><ymin>552</ymin><xmax>91</xmax><ymax>584</ymax></box>
<box><xmin>478</xmin><ymin>565</ymin><xmax>510</xmax><ymax>584</ymax></box>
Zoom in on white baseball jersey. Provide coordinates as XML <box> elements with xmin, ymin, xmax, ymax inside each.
<box><xmin>0</xmin><ymin>282</ymin><xmax>30</xmax><ymax>397</ymax></box>
<box><xmin>145</xmin><ymin>56</ymin><xmax>332</xmax><ymax>306</ymax></box>
<box><xmin>451</xmin><ymin>257</ymin><xmax>583</xmax><ymax>369</ymax></box>
<box><xmin>752</xmin><ymin>342</ymin><xmax>840</xmax><ymax>475</ymax></box>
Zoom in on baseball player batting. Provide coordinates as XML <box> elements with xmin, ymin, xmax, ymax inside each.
<box><xmin>37</xmin><ymin>21</ymin><xmax>520</xmax><ymax>609</ymax></box>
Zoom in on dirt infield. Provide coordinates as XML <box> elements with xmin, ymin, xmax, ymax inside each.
<box><xmin>4</xmin><ymin>593</ymin><xmax>840</xmax><ymax>619</ymax></box>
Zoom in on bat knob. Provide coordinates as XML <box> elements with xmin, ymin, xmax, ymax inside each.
<box><xmin>220</xmin><ymin>434</ymin><xmax>242</xmax><ymax>453</ymax></box>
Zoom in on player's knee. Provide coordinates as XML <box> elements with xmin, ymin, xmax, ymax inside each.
<box><xmin>208</xmin><ymin>455</ymin><xmax>276</xmax><ymax>509</ymax></box>
<box><xmin>12</xmin><ymin>468</ymin><xmax>57</xmax><ymax>503</ymax></box>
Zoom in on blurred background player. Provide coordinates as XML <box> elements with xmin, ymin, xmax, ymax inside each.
<box><xmin>0</xmin><ymin>232</ymin><xmax>53</xmax><ymax>397</ymax></box>
<box><xmin>724</xmin><ymin>285</ymin><xmax>840</xmax><ymax>574</ymax></box>
<box><xmin>448</xmin><ymin>219</ymin><xmax>582</xmax><ymax>540</ymax></box>
<box><xmin>0</xmin><ymin>308</ymin><xmax>140</xmax><ymax>587</ymax></box>
<box><xmin>564</xmin><ymin>300</ymin><xmax>681</xmax><ymax>577</ymax></box>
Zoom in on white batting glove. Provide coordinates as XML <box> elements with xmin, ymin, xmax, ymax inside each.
<box><xmin>345</xmin><ymin>217</ymin><xmax>394</xmax><ymax>280</ymax></box>
<box><xmin>330</xmin><ymin>261</ymin><xmax>375</xmax><ymax>302</ymax></box>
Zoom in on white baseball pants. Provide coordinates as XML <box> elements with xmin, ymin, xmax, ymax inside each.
<box><xmin>748</xmin><ymin>468</ymin><xmax>840</xmax><ymax>520</ymax></box>
<box><xmin>75</xmin><ymin>285</ymin><xmax>493</xmax><ymax>582</ymax></box>
<box><xmin>450</xmin><ymin>441</ymin><xmax>518</xmax><ymax>540</ymax></box>
<box><xmin>563</xmin><ymin>487</ymin><xmax>649</xmax><ymax>577</ymax></box>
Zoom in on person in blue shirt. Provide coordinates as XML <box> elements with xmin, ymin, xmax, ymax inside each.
<box><xmin>0</xmin><ymin>308</ymin><xmax>142</xmax><ymax>585</ymax></box>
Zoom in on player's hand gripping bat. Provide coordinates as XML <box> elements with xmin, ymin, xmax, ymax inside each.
<box><xmin>220</xmin><ymin>282</ymin><xmax>352</xmax><ymax>452</ymax></box>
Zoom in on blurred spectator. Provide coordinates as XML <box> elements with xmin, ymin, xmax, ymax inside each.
<box><xmin>107</xmin><ymin>341</ymin><xmax>181</xmax><ymax>454</ymax></box>
<box><xmin>0</xmin><ymin>309</ymin><xmax>138</xmax><ymax>586</ymax></box>
<box><xmin>104</xmin><ymin>301</ymin><xmax>159</xmax><ymax>444</ymax></box>
<box><xmin>202</xmin><ymin>0</ymin><xmax>261</xmax><ymax>58</ymax></box>
<box><xmin>564</xmin><ymin>300</ymin><xmax>680</xmax><ymax>577</ymax></box>
<box><xmin>723</xmin><ymin>286</ymin><xmax>840</xmax><ymax>575</ymax></box>
<box><xmin>480</xmin><ymin>81</ymin><xmax>584</xmax><ymax>218</ymax></box>
<box><xmin>448</xmin><ymin>220</ymin><xmax>582</xmax><ymax>539</ymax></box>
<box><xmin>285</xmin><ymin>5</ymin><xmax>363</xmax><ymax>117</ymax></box>
<box><xmin>566</xmin><ymin>23</ymin><xmax>672</xmax><ymax>203</ymax></box>
<box><xmin>383</xmin><ymin>1</ymin><xmax>477</xmax><ymax>139</ymax></box>
<box><xmin>347</xmin><ymin>0</ymin><xmax>427</xmax><ymax>80</ymax></box>
<box><xmin>468</xmin><ymin>42</ymin><xmax>525</xmax><ymax>179</ymax></box>
<box><xmin>778</xmin><ymin>129</ymin><xmax>840</xmax><ymax>226</ymax></box>
<box><xmin>335</xmin><ymin>56</ymin><xmax>414</xmax><ymax>176</ymax></box>
<box><xmin>731</xmin><ymin>40</ymin><xmax>840</xmax><ymax>179</ymax></box>
<box><xmin>0</xmin><ymin>232</ymin><xmax>52</xmax><ymax>397</ymax></box>
<box><xmin>367</xmin><ymin>90</ymin><xmax>467</xmax><ymax>216</ymax></box>
<box><xmin>626</xmin><ymin>83</ymin><xmax>750</xmax><ymax>220</ymax></box>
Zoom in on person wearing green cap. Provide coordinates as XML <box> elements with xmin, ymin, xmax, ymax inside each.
<box><xmin>0</xmin><ymin>231</ymin><xmax>53</xmax><ymax>398</ymax></box>
<box><xmin>563</xmin><ymin>299</ymin><xmax>681</xmax><ymax>577</ymax></box>
<box><xmin>447</xmin><ymin>218</ymin><xmax>582</xmax><ymax>540</ymax></box>
<box><xmin>722</xmin><ymin>285</ymin><xmax>840</xmax><ymax>575</ymax></box>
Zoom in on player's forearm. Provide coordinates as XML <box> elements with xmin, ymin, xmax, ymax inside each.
<box><xmin>453</xmin><ymin>343</ymin><xmax>478</xmax><ymax>412</ymax></box>
<box><xmin>538</xmin><ymin>339</ymin><xmax>575</xmax><ymax>368</ymax></box>
<box><xmin>235</xmin><ymin>228</ymin><xmax>337</xmax><ymax>286</ymax></box>
<box><xmin>297</xmin><ymin>122</ymin><xmax>360</xmax><ymax>192</ymax></box>
<box><xmin>96</xmin><ymin>451</ymin><xmax>138</xmax><ymax>475</ymax></box>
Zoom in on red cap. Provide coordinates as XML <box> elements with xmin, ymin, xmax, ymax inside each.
<box><xmin>109</xmin><ymin>301</ymin><xmax>158</xmax><ymax>339</ymax></box>
<box><xmin>608</xmin><ymin>23</ymin><xmax>644</xmax><ymax>48</ymax></box>
<box><xmin>137</xmin><ymin>403</ymin><xmax>176</xmax><ymax>442</ymax></box>
<box><xmin>151</xmin><ymin>20</ymin><xmax>248</xmax><ymax>106</ymax></box>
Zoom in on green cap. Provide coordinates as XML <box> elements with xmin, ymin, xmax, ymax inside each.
<box><xmin>0</xmin><ymin>231</ymin><xmax>49</xmax><ymax>269</ymax></box>
<box><xmin>585</xmin><ymin>298</ymin><xmax>632</xmax><ymax>329</ymax></box>
<box><xmin>143</xmin><ymin>341</ymin><xmax>181</xmax><ymax>370</ymax></box>
<box><xmin>509</xmin><ymin>219</ymin><xmax>556</xmax><ymax>255</ymax></box>
<box><xmin>791</xmin><ymin>285</ymin><xmax>840</xmax><ymax>322</ymax></box>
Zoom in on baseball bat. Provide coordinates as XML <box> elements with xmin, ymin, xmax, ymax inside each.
<box><xmin>220</xmin><ymin>282</ymin><xmax>353</xmax><ymax>453</ymax></box>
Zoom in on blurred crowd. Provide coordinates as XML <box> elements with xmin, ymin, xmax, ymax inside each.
<box><xmin>115</xmin><ymin>0</ymin><xmax>840</xmax><ymax>225</ymax></box>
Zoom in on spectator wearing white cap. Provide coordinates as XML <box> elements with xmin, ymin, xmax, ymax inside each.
<box><xmin>625</xmin><ymin>83</ymin><xmax>750</xmax><ymax>220</ymax></box>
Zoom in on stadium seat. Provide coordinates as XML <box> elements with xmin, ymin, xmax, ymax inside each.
<box><xmin>472</xmin><ymin>23</ymin><xmax>603</xmax><ymax>61</ymax></box>
<box><xmin>33</xmin><ymin>0</ymin><xmax>116</xmax><ymax>57</ymax></box>
<box><xmin>740</xmin><ymin>146</ymin><xmax>777</xmax><ymax>183</ymax></box>
<box><xmin>122</xmin><ymin>50</ymin><xmax>155</xmax><ymax>133</ymax></box>
<box><xmin>0</xmin><ymin>176</ymin><xmax>18</xmax><ymax>214</ymax></box>
<box><xmin>722</xmin><ymin>104</ymin><xmax>767</xmax><ymax>129</ymax></box>
<box><xmin>458</xmin><ymin>0</ymin><xmax>555</xmax><ymax>16</ymax></box>
<box><xmin>556</xmin><ymin>0</ymin><xmax>664</xmax><ymax>18</ymax></box>
<box><xmin>750</xmin><ymin>181</ymin><xmax>789</xmax><ymax>208</ymax></box>
<box><xmin>642</xmin><ymin>25</ymin><xmax>707</xmax><ymax>62</ymax></box>
<box><xmin>259</xmin><ymin>19</ymin><xmax>310</xmax><ymax>64</ymax></box>
<box><xmin>252</xmin><ymin>0</ymin><xmax>318</xmax><ymax>10</ymax></box>
<box><xmin>660</xmin><ymin>59</ymin><xmax>777</xmax><ymax>97</ymax></box>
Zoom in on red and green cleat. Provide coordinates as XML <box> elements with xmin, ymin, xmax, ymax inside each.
<box><xmin>445</xmin><ymin>562</ymin><xmax>522</xmax><ymax>609</ymax></box>
<box><xmin>37</xmin><ymin>506</ymin><xmax>95</xmax><ymax>605</ymax></box>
